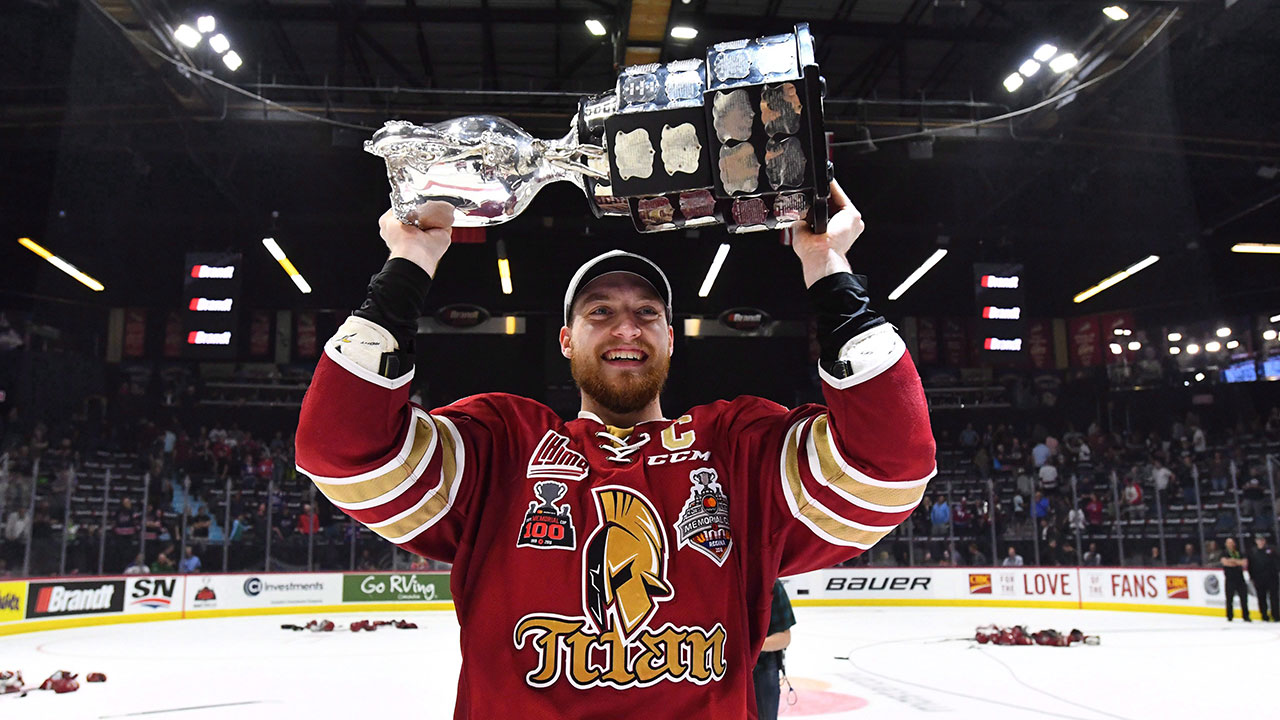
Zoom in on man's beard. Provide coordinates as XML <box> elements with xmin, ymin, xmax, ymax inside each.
<box><xmin>571</xmin><ymin>346</ymin><xmax>669</xmax><ymax>416</ymax></box>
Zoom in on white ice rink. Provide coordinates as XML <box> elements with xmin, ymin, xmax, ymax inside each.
<box><xmin>1</xmin><ymin>606</ymin><xmax>1273</xmax><ymax>719</ymax></box>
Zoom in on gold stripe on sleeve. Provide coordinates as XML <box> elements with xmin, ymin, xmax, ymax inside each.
<box><xmin>780</xmin><ymin>420</ymin><xmax>894</xmax><ymax>548</ymax></box>
<box><xmin>312</xmin><ymin>414</ymin><xmax>438</xmax><ymax>505</ymax></box>
<box><xmin>370</xmin><ymin>416</ymin><xmax>464</xmax><ymax>543</ymax></box>
<box><xmin>808</xmin><ymin>415</ymin><xmax>929</xmax><ymax>510</ymax></box>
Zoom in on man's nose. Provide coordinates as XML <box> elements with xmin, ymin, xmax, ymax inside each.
<box><xmin>611</xmin><ymin>316</ymin><xmax>642</xmax><ymax>340</ymax></box>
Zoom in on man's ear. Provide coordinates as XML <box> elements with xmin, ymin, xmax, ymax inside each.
<box><xmin>559</xmin><ymin>326</ymin><xmax>573</xmax><ymax>359</ymax></box>
<box><xmin>667</xmin><ymin>324</ymin><xmax>674</xmax><ymax>357</ymax></box>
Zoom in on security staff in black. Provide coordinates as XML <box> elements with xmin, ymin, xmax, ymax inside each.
<box><xmin>1222</xmin><ymin>537</ymin><xmax>1251</xmax><ymax>622</ymax></box>
<box><xmin>1247</xmin><ymin>535</ymin><xmax>1279</xmax><ymax>621</ymax></box>
<box><xmin>753</xmin><ymin>581</ymin><xmax>796</xmax><ymax>720</ymax></box>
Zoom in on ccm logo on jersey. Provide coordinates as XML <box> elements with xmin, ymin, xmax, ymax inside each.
<box><xmin>648</xmin><ymin>414</ymin><xmax>710</xmax><ymax>465</ymax></box>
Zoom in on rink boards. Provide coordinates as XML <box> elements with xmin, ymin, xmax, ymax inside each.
<box><xmin>0</xmin><ymin>566</ymin><xmax>1229</xmax><ymax>636</ymax></box>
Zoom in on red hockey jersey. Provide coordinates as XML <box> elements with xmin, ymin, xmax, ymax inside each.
<box><xmin>296</xmin><ymin>327</ymin><xmax>934</xmax><ymax>719</ymax></box>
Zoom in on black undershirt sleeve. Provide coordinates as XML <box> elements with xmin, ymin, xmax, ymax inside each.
<box><xmin>807</xmin><ymin>271</ymin><xmax>888</xmax><ymax>379</ymax></box>
<box><xmin>351</xmin><ymin>257</ymin><xmax>433</xmax><ymax>378</ymax></box>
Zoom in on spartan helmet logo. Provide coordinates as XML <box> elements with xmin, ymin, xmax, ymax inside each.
<box><xmin>584</xmin><ymin>487</ymin><xmax>673</xmax><ymax>642</ymax></box>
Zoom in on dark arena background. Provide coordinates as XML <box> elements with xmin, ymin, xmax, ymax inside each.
<box><xmin>1</xmin><ymin>1</ymin><xmax>1278</xmax><ymax>718</ymax></box>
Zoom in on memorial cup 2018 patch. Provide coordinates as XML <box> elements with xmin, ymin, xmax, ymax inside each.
<box><xmin>674</xmin><ymin>468</ymin><xmax>733</xmax><ymax>565</ymax></box>
<box><xmin>517</xmin><ymin>481</ymin><xmax>577</xmax><ymax>550</ymax></box>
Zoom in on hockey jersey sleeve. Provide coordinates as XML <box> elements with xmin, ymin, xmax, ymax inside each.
<box><xmin>720</xmin><ymin>273</ymin><xmax>936</xmax><ymax>577</ymax></box>
<box><xmin>294</xmin><ymin>259</ymin><xmax>511</xmax><ymax>565</ymax></box>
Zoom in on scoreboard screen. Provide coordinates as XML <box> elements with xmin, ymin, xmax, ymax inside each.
<box><xmin>183</xmin><ymin>252</ymin><xmax>243</xmax><ymax>360</ymax></box>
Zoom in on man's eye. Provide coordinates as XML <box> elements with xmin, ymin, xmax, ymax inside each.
<box><xmin>638</xmin><ymin>307</ymin><xmax>658</xmax><ymax>316</ymax></box>
<box><xmin>589</xmin><ymin>307</ymin><xmax>610</xmax><ymax>316</ymax></box>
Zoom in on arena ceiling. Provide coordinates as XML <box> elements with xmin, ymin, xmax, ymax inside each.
<box><xmin>1</xmin><ymin>0</ymin><xmax>1277</xmax><ymax>325</ymax></box>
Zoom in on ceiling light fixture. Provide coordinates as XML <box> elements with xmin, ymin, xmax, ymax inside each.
<box><xmin>17</xmin><ymin>237</ymin><xmax>105</xmax><ymax>291</ymax></box>
<box><xmin>1002</xmin><ymin>73</ymin><xmax>1024</xmax><ymax>92</ymax></box>
<box><xmin>1216</xmin><ymin>327</ymin><xmax>1231</xmax><ymax>338</ymax></box>
<box><xmin>584</xmin><ymin>19</ymin><xmax>607</xmax><ymax>36</ymax></box>
<box><xmin>1072</xmin><ymin>255</ymin><xmax>1160</xmax><ymax>304</ymax></box>
<box><xmin>1169</xmin><ymin>346</ymin><xmax>1181</xmax><ymax>355</ymax></box>
<box><xmin>1127</xmin><ymin>341</ymin><xmax>1141</xmax><ymax>351</ymax></box>
<box><xmin>1205</xmin><ymin>341</ymin><xmax>1222</xmax><ymax>352</ymax></box>
<box><xmin>222</xmin><ymin>51</ymin><xmax>243</xmax><ymax>71</ymax></box>
<box><xmin>1049</xmin><ymin>53</ymin><xmax>1079</xmax><ymax>73</ymax></box>
<box><xmin>698</xmin><ymin>243</ymin><xmax>731</xmax><ymax>297</ymax></box>
<box><xmin>1033</xmin><ymin>44</ymin><xmax>1058</xmax><ymax>62</ymax></box>
<box><xmin>173</xmin><ymin>24</ymin><xmax>201</xmax><ymax>49</ymax></box>
<box><xmin>1103</xmin><ymin>6</ymin><xmax>1130</xmax><ymax>21</ymax></box>
<box><xmin>1019</xmin><ymin>59</ymin><xmax>1041</xmax><ymax>77</ymax></box>
<box><xmin>670</xmin><ymin>26</ymin><xmax>698</xmax><ymax>40</ymax></box>
<box><xmin>196</xmin><ymin>15</ymin><xmax>216</xmax><ymax>34</ymax></box>
<box><xmin>262</xmin><ymin>238</ymin><xmax>311</xmax><ymax>294</ymax></box>
<box><xmin>887</xmin><ymin>249</ymin><xmax>948</xmax><ymax>301</ymax></box>
<box><xmin>208</xmin><ymin>33</ymin><xmax>230</xmax><ymax>55</ymax></box>
<box><xmin>1231</xmin><ymin>243</ymin><xmax>1280</xmax><ymax>254</ymax></box>
<box><xmin>1167</xmin><ymin>332</ymin><xmax>1182</xmax><ymax>342</ymax></box>
<box><xmin>1226</xmin><ymin>340</ymin><xmax>1240</xmax><ymax>350</ymax></box>
<box><xmin>1186</xmin><ymin>343</ymin><xmax>1200</xmax><ymax>355</ymax></box>
<box><xmin>1264</xmin><ymin>329</ymin><xmax>1278</xmax><ymax>341</ymax></box>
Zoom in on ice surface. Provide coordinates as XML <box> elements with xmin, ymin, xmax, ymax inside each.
<box><xmin>0</xmin><ymin>606</ymin><xmax>1270</xmax><ymax>719</ymax></box>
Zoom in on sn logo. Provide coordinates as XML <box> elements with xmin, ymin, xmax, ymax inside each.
<box><xmin>131</xmin><ymin>578</ymin><xmax>177</xmax><ymax>598</ymax></box>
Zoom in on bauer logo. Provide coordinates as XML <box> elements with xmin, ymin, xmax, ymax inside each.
<box><xmin>27</xmin><ymin>581</ymin><xmax>125</xmax><ymax>618</ymax></box>
<box><xmin>1166</xmin><ymin>575</ymin><xmax>1190</xmax><ymax>600</ymax></box>
<box><xmin>128</xmin><ymin>577</ymin><xmax>178</xmax><ymax>611</ymax></box>
<box><xmin>343</xmin><ymin>573</ymin><xmax>451</xmax><ymax>603</ymax></box>
<box><xmin>0</xmin><ymin>581</ymin><xmax>25</xmax><ymax>623</ymax></box>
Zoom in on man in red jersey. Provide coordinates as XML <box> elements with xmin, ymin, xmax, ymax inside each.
<box><xmin>295</xmin><ymin>180</ymin><xmax>935</xmax><ymax>718</ymax></box>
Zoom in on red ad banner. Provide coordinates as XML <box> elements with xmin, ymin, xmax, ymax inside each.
<box><xmin>1027</xmin><ymin>318</ymin><xmax>1053</xmax><ymax>370</ymax></box>
<box><xmin>162</xmin><ymin>310</ymin><xmax>183</xmax><ymax>359</ymax></box>
<box><xmin>1067</xmin><ymin>315</ymin><xmax>1102</xmax><ymax>367</ymax></box>
<box><xmin>941</xmin><ymin>318</ymin><xmax>967</xmax><ymax>367</ymax></box>
<box><xmin>123</xmin><ymin>308</ymin><xmax>146</xmax><ymax>358</ymax></box>
<box><xmin>917</xmin><ymin>317</ymin><xmax>939</xmax><ymax>365</ymax></box>
<box><xmin>1099</xmin><ymin>311</ymin><xmax>1137</xmax><ymax>364</ymax></box>
<box><xmin>296</xmin><ymin>312</ymin><xmax>317</xmax><ymax>358</ymax></box>
<box><xmin>249</xmin><ymin>311</ymin><xmax>271</xmax><ymax>357</ymax></box>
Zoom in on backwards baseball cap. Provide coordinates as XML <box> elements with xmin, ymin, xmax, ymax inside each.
<box><xmin>563</xmin><ymin>249</ymin><xmax>672</xmax><ymax>326</ymax></box>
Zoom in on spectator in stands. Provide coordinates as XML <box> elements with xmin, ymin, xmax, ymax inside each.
<box><xmin>1178</xmin><ymin>543</ymin><xmax>1200</xmax><ymax>567</ymax></box>
<box><xmin>1043</xmin><ymin>538</ymin><xmax>1062</xmax><ymax>566</ymax></box>
<box><xmin>952</xmin><ymin>500</ymin><xmax>972</xmax><ymax>537</ymax></box>
<box><xmin>1247</xmin><ymin>535</ymin><xmax>1278</xmax><ymax>622</ymax></box>
<box><xmin>1209</xmin><ymin>450</ymin><xmax>1230</xmax><ymax>492</ymax></box>
<box><xmin>1203</xmin><ymin>539</ymin><xmax>1222</xmax><ymax>566</ymax></box>
<box><xmin>959</xmin><ymin>423</ymin><xmax>979</xmax><ymax>450</ymax></box>
<box><xmin>1222</xmin><ymin>537</ymin><xmax>1250</xmax><ymax>621</ymax></box>
<box><xmin>1084</xmin><ymin>493</ymin><xmax>1105</xmax><ymax>530</ymax></box>
<box><xmin>1146</xmin><ymin>544</ymin><xmax>1164</xmax><ymax>567</ymax></box>
<box><xmin>1032</xmin><ymin>491</ymin><xmax>1050</xmax><ymax>523</ymax></box>
<box><xmin>296</xmin><ymin>503</ymin><xmax>321</xmax><ymax>536</ymax></box>
<box><xmin>1241</xmin><ymin>477</ymin><xmax>1266</xmax><ymax>529</ymax></box>
<box><xmin>124</xmin><ymin>553</ymin><xmax>148</xmax><ymax>575</ymax></box>
<box><xmin>1150</xmin><ymin>459</ymin><xmax>1173</xmax><ymax>499</ymax></box>
<box><xmin>1031</xmin><ymin>437</ymin><xmax>1051</xmax><ymax>468</ymax></box>
<box><xmin>967</xmin><ymin>542</ymin><xmax>988</xmax><ymax>566</ymax></box>
<box><xmin>1038</xmin><ymin>459</ymin><xmax>1060</xmax><ymax>495</ymax></box>
<box><xmin>1002</xmin><ymin>546</ymin><xmax>1024</xmax><ymax>567</ymax></box>
<box><xmin>1067</xmin><ymin>503</ymin><xmax>1086</xmax><ymax>536</ymax></box>
<box><xmin>151</xmin><ymin>551</ymin><xmax>176</xmax><ymax>574</ymax></box>
<box><xmin>110</xmin><ymin>496</ymin><xmax>141</xmax><ymax>571</ymax></box>
<box><xmin>1083</xmin><ymin>542</ymin><xmax>1103</xmax><ymax>566</ymax></box>
<box><xmin>1123</xmin><ymin>475</ymin><xmax>1145</xmax><ymax>518</ymax></box>
<box><xmin>179</xmin><ymin>545</ymin><xmax>201</xmax><ymax>573</ymax></box>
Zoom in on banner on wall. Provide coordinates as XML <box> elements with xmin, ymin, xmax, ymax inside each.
<box><xmin>26</xmin><ymin>580</ymin><xmax>125</xmax><ymax>619</ymax></box>
<box><xmin>917</xmin><ymin>317</ymin><xmax>939</xmax><ymax>365</ymax></box>
<box><xmin>1027</xmin><ymin>318</ymin><xmax>1053</xmax><ymax>370</ymax></box>
<box><xmin>249</xmin><ymin>311</ymin><xmax>272</xmax><ymax>357</ymax></box>
<box><xmin>125</xmin><ymin>576</ymin><xmax>182</xmax><ymax>613</ymax></box>
<box><xmin>162</xmin><ymin>310</ymin><xmax>184</xmax><ymax>358</ymax></box>
<box><xmin>1068</xmin><ymin>315</ymin><xmax>1102</xmax><ymax>367</ymax></box>
<box><xmin>941</xmin><ymin>318</ymin><xmax>968</xmax><ymax>367</ymax></box>
<box><xmin>342</xmin><ymin>573</ymin><xmax>452</xmax><ymax>603</ymax></box>
<box><xmin>296</xmin><ymin>312</ymin><xmax>317</xmax><ymax>358</ymax></box>
<box><xmin>0</xmin><ymin>581</ymin><xmax>25</xmax><ymax>624</ymax></box>
<box><xmin>123</xmin><ymin>308</ymin><xmax>147</xmax><ymax>358</ymax></box>
<box><xmin>184</xmin><ymin>574</ymin><xmax>339</xmax><ymax>611</ymax></box>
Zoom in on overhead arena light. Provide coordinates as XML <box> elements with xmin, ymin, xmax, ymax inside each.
<box><xmin>1018</xmin><ymin>59</ymin><xmax>1041</xmax><ymax>77</ymax></box>
<box><xmin>1232</xmin><ymin>243</ymin><xmax>1280</xmax><ymax>254</ymax></box>
<box><xmin>1072</xmin><ymin>255</ymin><xmax>1159</xmax><ymax>304</ymax></box>
<box><xmin>1216</xmin><ymin>327</ymin><xmax>1231</xmax><ymax>338</ymax></box>
<box><xmin>209</xmin><ymin>33</ymin><xmax>230</xmax><ymax>55</ymax></box>
<box><xmin>196</xmin><ymin>15</ymin><xmax>216</xmax><ymax>34</ymax></box>
<box><xmin>698</xmin><ymin>243</ymin><xmax>731</xmax><ymax>298</ymax></box>
<box><xmin>262</xmin><ymin>237</ymin><xmax>312</xmax><ymax>294</ymax></box>
<box><xmin>1186</xmin><ymin>343</ymin><xmax>1200</xmax><ymax>355</ymax></box>
<box><xmin>496</xmin><ymin>240</ymin><xmax>513</xmax><ymax>295</ymax></box>
<box><xmin>1167</xmin><ymin>332</ymin><xmax>1182</xmax><ymax>342</ymax></box>
<box><xmin>1272</xmin><ymin>313</ymin><xmax>1280</xmax><ymax>323</ymax></box>
<box><xmin>1049</xmin><ymin>53</ymin><xmax>1079</xmax><ymax>74</ymax></box>
<box><xmin>1127</xmin><ymin>341</ymin><xmax>1141</xmax><ymax>351</ymax></box>
<box><xmin>1205</xmin><ymin>341</ymin><xmax>1222</xmax><ymax>353</ymax></box>
<box><xmin>1103</xmin><ymin>6</ymin><xmax>1130</xmax><ymax>21</ymax></box>
<box><xmin>1227</xmin><ymin>340</ymin><xmax>1240</xmax><ymax>350</ymax></box>
<box><xmin>1109</xmin><ymin>343</ymin><xmax>1123</xmax><ymax>355</ymax></box>
<box><xmin>1194</xmin><ymin>372</ymin><xmax>1206</xmax><ymax>382</ymax></box>
<box><xmin>888</xmin><ymin>249</ymin><xmax>948</xmax><ymax>301</ymax></box>
<box><xmin>1003</xmin><ymin>73</ymin><xmax>1024</xmax><ymax>92</ymax></box>
<box><xmin>584</xmin><ymin>19</ymin><xmax>607</xmax><ymax>36</ymax></box>
<box><xmin>18</xmin><ymin>237</ymin><xmax>105</xmax><ymax>291</ymax></box>
<box><xmin>1169</xmin><ymin>346</ymin><xmax>1181</xmax><ymax>355</ymax></box>
<box><xmin>223</xmin><ymin>51</ymin><xmax>243</xmax><ymax>71</ymax></box>
<box><xmin>173</xmin><ymin>24</ymin><xmax>201</xmax><ymax>49</ymax></box>
<box><xmin>1032</xmin><ymin>44</ymin><xmax>1058</xmax><ymax>62</ymax></box>
<box><xmin>670</xmin><ymin>26</ymin><xmax>698</xmax><ymax>40</ymax></box>
<box><xmin>1264</xmin><ymin>330</ymin><xmax>1278</xmax><ymax>341</ymax></box>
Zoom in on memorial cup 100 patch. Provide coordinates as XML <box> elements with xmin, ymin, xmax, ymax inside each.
<box><xmin>517</xmin><ymin>481</ymin><xmax>577</xmax><ymax>550</ymax></box>
<box><xmin>674</xmin><ymin>468</ymin><xmax>733</xmax><ymax>565</ymax></box>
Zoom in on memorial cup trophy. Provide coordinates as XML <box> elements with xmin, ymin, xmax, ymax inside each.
<box><xmin>366</xmin><ymin>24</ymin><xmax>831</xmax><ymax>235</ymax></box>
